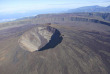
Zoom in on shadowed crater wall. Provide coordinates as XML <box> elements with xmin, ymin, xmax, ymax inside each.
<box><xmin>39</xmin><ymin>29</ymin><xmax>63</xmax><ymax>51</ymax></box>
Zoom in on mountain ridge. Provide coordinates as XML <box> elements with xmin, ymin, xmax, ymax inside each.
<box><xmin>68</xmin><ymin>5</ymin><xmax>110</xmax><ymax>13</ymax></box>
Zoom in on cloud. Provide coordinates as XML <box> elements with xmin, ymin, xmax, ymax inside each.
<box><xmin>0</xmin><ymin>18</ymin><xmax>16</xmax><ymax>22</ymax></box>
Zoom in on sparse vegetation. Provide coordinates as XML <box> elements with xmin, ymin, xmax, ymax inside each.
<box><xmin>0</xmin><ymin>13</ymin><xmax>110</xmax><ymax>74</ymax></box>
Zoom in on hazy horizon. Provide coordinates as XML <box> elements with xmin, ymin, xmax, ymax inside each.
<box><xmin>0</xmin><ymin>0</ymin><xmax>110</xmax><ymax>22</ymax></box>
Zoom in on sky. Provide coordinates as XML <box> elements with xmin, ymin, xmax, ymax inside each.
<box><xmin>0</xmin><ymin>0</ymin><xmax>110</xmax><ymax>22</ymax></box>
<box><xmin>0</xmin><ymin>0</ymin><xmax>110</xmax><ymax>14</ymax></box>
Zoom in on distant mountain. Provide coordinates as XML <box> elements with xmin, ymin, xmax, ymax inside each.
<box><xmin>68</xmin><ymin>5</ymin><xmax>110</xmax><ymax>13</ymax></box>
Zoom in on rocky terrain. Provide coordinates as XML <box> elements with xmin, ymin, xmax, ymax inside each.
<box><xmin>0</xmin><ymin>13</ymin><xmax>110</xmax><ymax>74</ymax></box>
